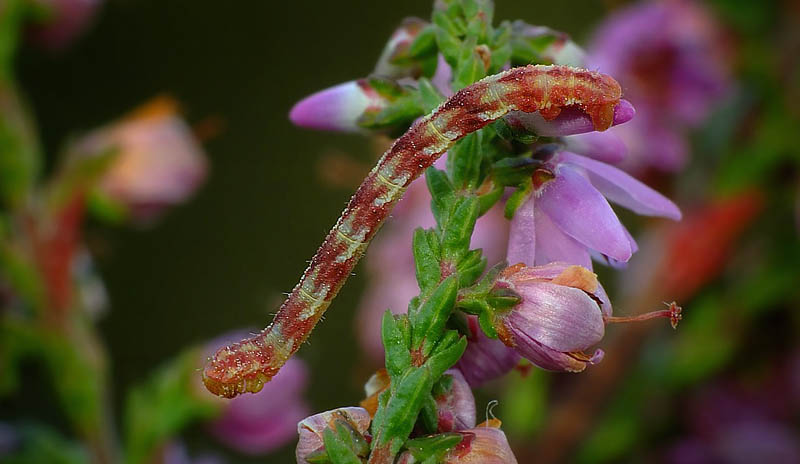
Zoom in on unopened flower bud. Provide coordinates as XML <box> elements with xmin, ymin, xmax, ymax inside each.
<box><xmin>505</xmin><ymin>99</ymin><xmax>635</xmax><ymax>137</ymax></box>
<box><xmin>289</xmin><ymin>80</ymin><xmax>394</xmax><ymax>132</ymax></box>
<box><xmin>295</xmin><ymin>407</ymin><xmax>371</xmax><ymax>464</ymax></box>
<box><xmin>435</xmin><ymin>369</ymin><xmax>476</xmax><ymax>432</ymax></box>
<box><xmin>493</xmin><ymin>263</ymin><xmax>609</xmax><ymax>372</ymax></box>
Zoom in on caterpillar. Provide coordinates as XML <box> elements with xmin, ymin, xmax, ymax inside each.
<box><xmin>202</xmin><ymin>64</ymin><xmax>622</xmax><ymax>398</ymax></box>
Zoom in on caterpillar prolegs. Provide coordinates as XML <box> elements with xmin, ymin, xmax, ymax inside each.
<box><xmin>202</xmin><ymin>64</ymin><xmax>623</xmax><ymax>398</ymax></box>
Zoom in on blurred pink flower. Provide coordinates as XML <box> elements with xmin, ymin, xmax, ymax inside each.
<box><xmin>75</xmin><ymin>97</ymin><xmax>207</xmax><ymax>224</ymax></box>
<box><xmin>26</xmin><ymin>0</ymin><xmax>102</xmax><ymax>50</ymax></box>
<box><xmin>204</xmin><ymin>332</ymin><xmax>310</xmax><ymax>455</ymax></box>
<box><xmin>587</xmin><ymin>0</ymin><xmax>731</xmax><ymax>172</ymax></box>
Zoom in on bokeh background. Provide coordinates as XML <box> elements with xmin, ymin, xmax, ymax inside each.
<box><xmin>3</xmin><ymin>0</ymin><xmax>799</xmax><ymax>463</ymax></box>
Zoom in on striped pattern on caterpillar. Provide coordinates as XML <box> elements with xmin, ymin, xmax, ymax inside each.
<box><xmin>202</xmin><ymin>64</ymin><xmax>623</xmax><ymax>398</ymax></box>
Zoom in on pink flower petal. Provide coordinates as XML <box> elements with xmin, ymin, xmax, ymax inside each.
<box><xmin>508</xmin><ymin>282</ymin><xmax>604</xmax><ymax>353</ymax></box>
<box><xmin>561</xmin><ymin>152</ymin><xmax>682</xmax><ymax>219</ymax></box>
<box><xmin>506</xmin><ymin>194</ymin><xmax>536</xmax><ymax>266</ymax></box>
<box><xmin>537</xmin><ymin>165</ymin><xmax>632</xmax><ymax>262</ymax></box>
<box><xmin>563</xmin><ymin>129</ymin><xmax>627</xmax><ymax>164</ymax></box>
<box><xmin>534</xmin><ymin>208</ymin><xmax>592</xmax><ymax>269</ymax></box>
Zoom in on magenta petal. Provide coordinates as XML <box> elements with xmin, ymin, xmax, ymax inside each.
<box><xmin>506</xmin><ymin>194</ymin><xmax>536</xmax><ymax>266</ymax></box>
<box><xmin>508</xmin><ymin>282</ymin><xmax>604</xmax><ymax>352</ymax></box>
<box><xmin>507</xmin><ymin>99</ymin><xmax>635</xmax><ymax>137</ymax></box>
<box><xmin>289</xmin><ymin>81</ymin><xmax>371</xmax><ymax>132</ymax></box>
<box><xmin>534</xmin><ymin>209</ymin><xmax>592</xmax><ymax>269</ymax></box>
<box><xmin>563</xmin><ymin>129</ymin><xmax>627</xmax><ymax>164</ymax></box>
<box><xmin>561</xmin><ymin>152</ymin><xmax>682</xmax><ymax>219</ymax></box>
<box><xmin>455</xmin><ymin>316</ymin><xmax>520</xmax><ymax>387</ymax></box>
<box><xmin>537</xmin><ymin>165</ymin><xmax>632</xmax><ymax>262</ymax></box>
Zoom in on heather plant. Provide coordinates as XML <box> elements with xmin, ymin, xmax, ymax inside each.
<box><xmin>203</xmin><ymin>1</ymin><xmax>683</xmax><ymax>462</ymax></box>
<box><xmin>3</xmin><ymin>0</ymin><xmax>798</xmax><ymax>463</ymax></box>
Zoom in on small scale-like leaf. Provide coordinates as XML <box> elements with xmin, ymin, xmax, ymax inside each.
<box><xmin>322</xmin><ymin>427</ymin><xmax>362</xmax><ymax>464</ymax></box>
<box><xmin>413</xmin><ymin>227</ymin><xmax>442</xmax><ymax>294</ymax></box>
<box><xmin>382</xmin><ymin>311</ymin><xmax>411</xmax><ymax>379</ymax></box>
<box><xmin>408</xmin><ymin>25</ymin><xmax>438</xmax><ymax>58</ymax></box>
<box><xmin>405</xmin><ymin>433</ymin><xmax>464</xmax><ymax>461</ymax></box>
<box><xmin>426</xmin><ymin>167</ymin><xmax>455</xmax><ymax>225</ymax></box>
<box><xmin>412</xmin><ymin>275</ymin><xmax>459</xmax><ymax>350</ymax></box>
<box><xmin>447</xmin><ymin>132</ymin><xmax>483</xmax><ymax>190</ymax></box>
<box><xmin>420</xmin><ymin>393</ymin><xmax>439</xmax><ymax>434</ymax></box>
<box><xmin>416</xmin><ymin>78</ymin><xmax>445</xmax><ymax>114</ymax></box>
<box><xmin>504</xmin><ymin>180</ymin><xmax>533</xmax><ymax>219</ymax></box>
<box><xmin>442</xmin><ymin>196</ymin><xmax>479</xmax><ymax>260</ymax></box>
<box><xmin>425</xmin><ymin>333</ymin><xmax>467</xmax><ymax>379</ymax></box>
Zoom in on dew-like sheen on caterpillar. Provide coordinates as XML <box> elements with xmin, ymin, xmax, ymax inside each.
<box><xmin>202</xmin><ymin>64</ymin><xmax>623</xmax><ymax>398</ymax></box>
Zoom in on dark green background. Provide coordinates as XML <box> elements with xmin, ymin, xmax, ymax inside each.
<box><xmin>18</xmin><ymin>1</ymin><xmax>604</xmax><ymax>461</ymax></box>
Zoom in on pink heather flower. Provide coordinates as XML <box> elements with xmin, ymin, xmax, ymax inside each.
<box><xmin>506</xmin><ymin>149</ymin><xmax>681</xmax><ymax>270</ymax></box>
<box><xmin>435</xmin><ymin>369</ymin><xmax>477</xmax><ymax>432</ymax></box>
<box><xmin>295</xmin><ymin>407</ymin><xmax>372</xmax><ymax>464</ymax></box>
<box><xmin>587</xmin><ymin>0</ymin><xmax>730</xmax><ymax>171</ymax></box>
<box><xmin>74</xmin><ymin>97</ymin><xmax>207</xmax><ymax>224</ymax></box>
<box><xmin>357</xmin><ymin>162</ymin><xmax>509</xmax><ymax>362</ymax></box>
<box><xmin>26</xmin><ymin>0</ymin><xmax>102</xmax><ymax>50</ymax></box>
<box><xmin>289</xmin><ymin>80</ymin><xmax>394</xmax><ymax>133</ymax></box>
<box><xmin>492</xmin><ymin>263</ymin><xmax>610</xmax><ymax>372</ymax></box>
<box><xmin>505</xmin><ymin>99</ymin><xmax>636</xmax><ymax>138</ymax></box>
<box><xmin>204</xmin><ymin>332</ymin><xmax>310</xmax><ymax>455</ymax></box>
<box><xmin>455</xmin><ymin>315</ymin><xmax>520</xmax><ymax>387</ymax></box>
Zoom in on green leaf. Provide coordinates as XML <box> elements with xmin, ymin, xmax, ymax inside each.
<box><xmin>456</xmin><ymin>249</ymin><xmax>486</xmax><ymax>287</ymax></box>
<box><xmin>433</xmin><ymin>11</ymin><xmax>463</xmax><ymax>65</ymax></box>
<box><xmin>322</xmin><ymin>427</ymin><xmax>363</xmax><ymax>464</ymax></box>
<box><xmin>378</xmin><ymin>367</ymin><xmax>434</xmax><ymax>451</ymax></box>
<box><xmin>447</xmin><ymin>132</ymin><xmax>483</xmax><ymax>190</ymax></box>
<box><xmin>425</xmin><ymin>332</ymin><xmax>467</xmax><ymax>379</ymax></box>
<box><xmin>413</xmin><ymin>228</ymin><xmax>442</xmax><ymax>294</ymax></box>
<box><xmin>425</xmin><ymin>167</ymin><xmax>455</xmax><ymax>224</ymax></box>
<box><xmin>492</xmin><ymin>155</ymin><xmax>537</xmax><ymax>187</ymax></box>
<box><xmin>405</xmin><ymin>433</ymin><xmax>463</xmax><ymax>462</ymax></box>
<box><xmin>409</xmin><ymin>25</ymin><xmax>438</xmax><ymax>58</ymax></box>
<box><xmin>452</xmin><ymin>40</ymin><xmax>487</xmax><ymax>91</ymax></box>
<box><xmin>382</xmin><ymin>311</ymin><xmax>412</xmax><ymax>379</ymax></box>
<box><xmin>412</xmin><ymin>275</ymin><xmax>459</xmax><ymax>350</ymax></box>
<box><xmin>420</xmin><ymin>393</ymin><xmax>439</xmax><ymax>433</ymax></box>
<box><xmin>504</xmin><ymin>180</ymin><xmax>532</xmax><ymax>219</ymax></box>
<box><xmin>441</xmin><ymin>196</ymin><xmax>479</xmax><ymax>260</ymax></box>
<box><xmin>416</xmin><ymin>78</ymin><xmax>445</xmax><ymax>114</ymax></box>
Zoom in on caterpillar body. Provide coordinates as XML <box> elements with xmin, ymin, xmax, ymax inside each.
<box><xmin>203</xmin><ymin>65</ymin><xmax>623</xmax><ymax>398</ymax></box>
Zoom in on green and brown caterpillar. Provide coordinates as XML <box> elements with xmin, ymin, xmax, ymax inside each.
<box><xmin>202</xmin><ymin>64</ymin><xmax>623</xmax><ymax>398</ymax></box>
